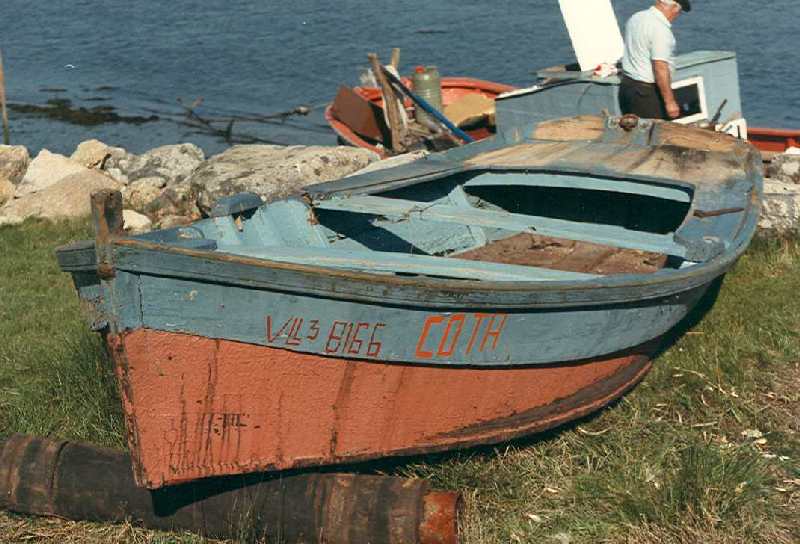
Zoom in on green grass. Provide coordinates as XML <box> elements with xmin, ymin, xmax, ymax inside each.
<box><xmin>0</xmin><ymin>219</ymin><xmax>124</xmax><ymax>447</ymax></box>
<box><xmin>0</xmin><ymin>220</ymin><xmax>798</xmax><ymax>543</ymax></box>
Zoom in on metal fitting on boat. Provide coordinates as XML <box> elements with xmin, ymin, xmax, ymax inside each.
<box><xmin>619</xmin><ymin>114</ymin><xmax>640</xmax><ymax>131</ymax></box>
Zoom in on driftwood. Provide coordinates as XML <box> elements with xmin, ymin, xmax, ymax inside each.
<box><xmin>0</xmin><ymin>434</ymin><xmax>461</xmax><ymax>544</ymax></box>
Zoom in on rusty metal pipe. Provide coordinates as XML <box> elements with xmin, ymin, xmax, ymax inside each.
<box><xmin>0</xmin><ymin>435</ymin><xmax>460</xmax><ymax>543</ymax></box>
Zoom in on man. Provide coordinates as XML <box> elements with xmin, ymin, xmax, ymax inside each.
<box><xmin>619</xmin><ymin>0</ymin><xmax>691</xmax><ymax>120</ymax></box>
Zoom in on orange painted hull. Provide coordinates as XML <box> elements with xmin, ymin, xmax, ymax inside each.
<box><xmin>748</xmin><ymin>127</ymin><xmax>800</xmax><ymax>153</ymax></box>
<box><xmin>325</xmin><ymin>77</ymin><xmax>516</xmax><ymax>157</ymax></box>
<box><xmin>109</xmin><ymin>328</ymin><xmax>655</xmax><ymax>489</ymax></box>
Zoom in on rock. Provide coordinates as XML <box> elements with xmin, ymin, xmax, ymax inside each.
<box><xmin>766</xmin><ymin>153</ymin><xmax>800</xmax><ymax>184</ymax></box>
<box><xmin>122</xmin><ymin>177</ymin><xmax>167</xmax><ymax>212</ymax></box>
<box><xmin>15</xmin><ymin>149</ymin><xmax>89</xmax><ymax>197</ymax></box>
<box><xmin>0</xmin><ymin>178</ymin><xmax>13</xmax><ymax>207</ymax></box>
<box><xmin>122</xmin><ymin>209</ymin><xmax>152</xmax><ymax>234</ymax></box>
<box><xmin>759</xmin><ymin>180</ymin><xmax>800</xmax><ymax>233</ymax></box>
<box><xmin>71</xmin><ymin>139</ymin><xmax>114</xmax><ymax>169</ymax></box>
<box><xmin>0</xmin><ymin>169</ymin><xmax>122</xmax><ymax>226</ymax></box>
<box><xmin>122</xmin><ymin>143</ymin><xmax>205</xmax><ymax>185</ymax></box>
<box><xmin>155</xmin><ymin>214</ymin><xmax>194</xmax><ymax>230</ymax></box>
<box><xmin>145</xmin><ymin>184</ymin><xmax>201</xmax><ymax>224</ymax></box>
<box><xmin>103</xmin><ymin>146</ymin><xmax>135</xmax><ymax>184</ymax></box>
<box><xmin>191</xmin><ymin>145</ymin><xmax>379</xmax><ymax>213</ymax></box>
<box><xmin>0</xmin><ymin>145</ymin><xmax>30</xmax><ymax>186</ymax></box>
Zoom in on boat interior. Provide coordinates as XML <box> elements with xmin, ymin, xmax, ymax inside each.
<box><xmin>137</xmin><ymin>167</ymin><xmax>701</xmax><ymax>283</ymax></box>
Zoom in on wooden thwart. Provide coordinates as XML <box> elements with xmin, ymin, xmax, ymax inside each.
<box><xmin>314</xmin><ymin>195</ymin><xmax>687</xmax><ymax>259</ymax></box>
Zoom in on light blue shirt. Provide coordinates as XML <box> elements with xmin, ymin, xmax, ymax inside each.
<box><xmin>622</xmin><ymin>6</ymin><xmax>676</xmax><ymax>83</ymax></box>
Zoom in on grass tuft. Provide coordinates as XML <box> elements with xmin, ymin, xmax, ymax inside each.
<box><xmin>578</xmin><ymin>438</ymin><xmax>770</xmax><ymax>528</ymax></box>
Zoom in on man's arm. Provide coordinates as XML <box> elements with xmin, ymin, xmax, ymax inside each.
<box><xmin>652</xmin><ymin>60</ymin><xmax>680</xmax><ymax>119</ymax></box>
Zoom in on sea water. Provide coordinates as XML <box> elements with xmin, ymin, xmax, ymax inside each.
<box><xmin>1</xmin><ymin>0</ymin><xmax>798</xmax><ymax>156</ymax></box>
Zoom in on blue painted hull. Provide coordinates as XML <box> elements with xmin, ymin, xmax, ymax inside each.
<box><xmin>58</xmin><ymin>116</ymin><xmax>761</xmax><ymax>368</ymax></box>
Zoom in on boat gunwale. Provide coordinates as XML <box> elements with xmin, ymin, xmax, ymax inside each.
<box><xmin>56</xmin><ymin>118</ymin><xmax>762</xmax><ymax>309</ymax></box>
<box><xmin>79</xmin><ymin>213</ymin><xmax>753</xmax><ymax>310</ymax></box>
<box><xmin>306</xmin><ymin>142</ymin><xmax>748</xmax><ymax>202</ymax></box>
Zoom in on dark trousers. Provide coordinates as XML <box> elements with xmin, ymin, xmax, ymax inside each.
<box><xmin>619</xmin><ymin>75</ymin><xmax>668</xmax><ymax>120</ymax></box>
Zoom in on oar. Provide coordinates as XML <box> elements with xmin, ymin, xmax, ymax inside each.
<box><xmin>380</xmin><ymin>66</ymin><xmax>475</xmax><ymax>144</ymax></box>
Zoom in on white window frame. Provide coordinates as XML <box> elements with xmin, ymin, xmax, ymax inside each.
<box><xmin>671</xmin><ymin>76</ymin><xmax>708</xmax><ymax>125</ymax></box>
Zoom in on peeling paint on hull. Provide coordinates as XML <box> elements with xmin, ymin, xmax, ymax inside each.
<box><xmin>109</xmin><ymin>329</ymin><xmax>654</xmax><ymax>489</ymax></box>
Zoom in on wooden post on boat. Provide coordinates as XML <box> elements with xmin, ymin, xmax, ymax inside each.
<box><xmin>368</xmin><ymin>52</ymin><xmax>406</xmax><ymax>154</ymax></box>
<box><xmin>391</xmin><ymin>47</ymin><xmax>401</xmax><ymax>70</ymax></box>
<box><xmin>91</xmin><ymin>189</ymin><xmax>124</xmax><ymax>280</ymax></box>
<box><xmin>0</xmin><ymin>49</ymin><xmax>9</xmax><ymax>145</ymax></box>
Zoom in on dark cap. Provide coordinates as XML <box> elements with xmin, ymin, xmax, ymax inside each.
<box><xmin>676</xmin><ymin>0</ymin><xmax>691</xmax><ymax>12</ymax></box>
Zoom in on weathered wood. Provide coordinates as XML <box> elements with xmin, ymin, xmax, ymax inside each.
<box><xmin>0</xmin><ymin>434</ymin><xmax>460</xmax><ymax>544</ymax></box>
<box><xmin>104</xmin><ymin>328</ymin><xmax>655</xmax><ymax>488</ymax></box>
<box><xmin>91</xmin><ymin>190</ymin><xmax>124</xmax><ymax>279</ymax></box>
<box><xmin>315</xmin><ymin>194</ymin><xmax>688</xmax><ymax>258</ymax></box>
<box><xmin>464</xmin><ymin>171</ymin><xmax>692</xmax><ymax>203</ymax></box>
<box><xmin>390</xmin><ymin>47</ymin><xmax>401</xmax><ymax>70</ymax></box>
<box><xmin>130</xmin><ymin>269</ymin><xmax>704</xmax><ymax>365</ymax></box>
<box><xmin>54</xmin><ymin>116</ymin><xmax>761</xmax><ymax>488</ymax></box>
<box><xmin>368</xmin><ymin>53</ymin><xmax>405</xmax><ymax>153</ymax></box>
<box><xmin>107</xmin><ymin>238</ymin><xmax>727</xmax><ymax>310</ymax></box>
<box><xmin>330</xmin><ymin>85</ymin><xmax>390</xmax><ymax>142</ymax></box>
<box><xmin>448</xmin><ymin>185</ymin><xmax>488</xmax><ymax>246</ymax></box>
<box><xmin>216</xmin><ymin>245</ymin><xmax>599</xmax><ymax>281</ymax></box>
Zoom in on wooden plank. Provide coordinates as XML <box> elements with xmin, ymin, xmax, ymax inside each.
<box><xmin>330</xmin><ymin>85</ymin><xmax>388</xmax><ymax>142</ymax></box>
<box><xmin>464</xmin><ymin>171</ymin><xmax>692</xmax><ymax>203</ymax></box>
<box><xmin>215</xmin><ymin>245</ymin><xmax>599</xmax><ymax>282</ymax></box>
<box><xmin>251</xmin><ymin>200</ymin><xmax>328</xmax><ymax>248</ymax></box>
<box><xmin>368</xmin><ymin>53</ymin><xmax>405</xmax><ymax>153</ymax></box>
<box><xmin>314</xmin><ymin>195</ymin><xmax>688</xmax><ymax>258</ymax></box>
<box><xmin>112</xmin><ymin>240</ymin><xmax>729</xmax><ymax>310</ymax></box>
<box><xmin>448</xmin><ymin>186</ymin><xmax>487</xmax><ymax>247</ymax></box>
<box><xmin>133</xmin><ymin>273</ymin><xmax>693</xmax><ymax>365</ymax></box>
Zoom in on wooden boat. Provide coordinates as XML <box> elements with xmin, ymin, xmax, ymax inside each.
<box><xmin>325</xmin><ymin>77</ymin><xmax>516</xmax><ymax>157</ymax></box>
<box><xmin>327</xmin><ymin>52</ymin><xmax>797</xmax><ymax>159</ymax></box>
<box><xmin>57</xmin><ymin>115</ymin><xmax>761</xmax><ymax>489</ymax></box>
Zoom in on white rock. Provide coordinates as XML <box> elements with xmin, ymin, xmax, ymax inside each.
<box><xmin>767</xmin><ymin>154</ymin><xmax>800</xmax><ymax>184</ymax></box>
<box><xmin>0</xmin><ymin>169</ymin><xmax>122</xmax><ymax>224</ymax></box>
<box><xmin>122</xmin><ymin>176</ymin><xmax>167</xmax><ymax>212</ymax></box>
<box><xmin>105</xmin><ymin>167</ymin><xmax>129</xmax><ymax>184</ymax></box>
<box><xmin>123</xmin><ymin>143</ymin><xmax>205</xmax><ymax>185</ymax></box>
<box><xmin>0</xmin><ymin>178</ymin><xmax>14</xmax><ymax>207</ymax></box>
<box><xmin>122</xmin><ymin>209</ymin><xmax>152</xmax><ymax>234</ymax></box>
<box><xmin>759</xmin><ymin>180</ymin><xmax>800</xmax><ymax>232</ymax></box>
<box><xmin>191</xmin><ymin>145</ymin><xmax>379</xmax><ymax>213</ymax></box>
<box><xmin>0</xmin><ymin>145</ymin><xmax>30</xmax><ymax>186</ymax></box>
<box><xmin>15</xmin><ymin>149</ymin><xmax>89</xmax><ymax>197</ymax></box>
<box><xmin>71</xmin><ymin>139</ymin><xmax>114</xmax><ymax>169</ymax></box>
